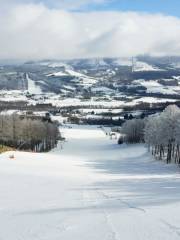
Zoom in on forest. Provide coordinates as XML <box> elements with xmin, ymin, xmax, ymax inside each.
<box><xmin>0</xmin><ymin>114</ymin><xmax>60</xmax><ymax>152</ymax></box>
<box><xmin>120</xmin><ymin>105</ymin><xmax>180</xmax><ymax>164</ymax></box>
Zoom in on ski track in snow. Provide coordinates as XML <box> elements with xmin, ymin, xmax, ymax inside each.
<box><xmin>82</xmin><ymin>188</ymin><xmax>120</xmax><ymax>240</ymax></box>
<box><xmin>159</xmin><ymin>219</ymin><xmax>180</xmax><ymax>237</ymax></box>
<box><xmin>0</xmin><ymin>125</ymin><xmax>180</xmax><ymax>239</ymax></box>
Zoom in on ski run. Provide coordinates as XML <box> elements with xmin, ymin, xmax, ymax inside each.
<box><xmin>0</xmin><ymin>125</ymin><xmax>180</xmax><ymax>240</ymax></box>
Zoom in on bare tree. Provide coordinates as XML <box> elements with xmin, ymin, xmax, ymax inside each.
<box><xmin>0</xmin><ymin>113</ymin><xmax>60</xmax><ymax>152</ymax></box>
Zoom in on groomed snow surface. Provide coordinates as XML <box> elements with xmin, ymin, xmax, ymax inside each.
<box><xmin>27</xmin><ymin>74</ymin><xmax>42</xmax><ymax>95</ymax></box>
<box><xmin>0</xmin><ymin>125</ymin><xmax>180</xmax><ymax>239</ymax></box>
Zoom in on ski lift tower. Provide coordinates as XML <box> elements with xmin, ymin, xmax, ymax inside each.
<box><xmin>132</xmin><ymin>56</ymin><xmax>136</xmax><ymax>73</ymax></box>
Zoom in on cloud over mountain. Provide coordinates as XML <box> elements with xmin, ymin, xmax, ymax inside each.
<box><xmin>1</xmin><ymin>2</ymin><xmax>180</xmax><ymax>60</ymax></box>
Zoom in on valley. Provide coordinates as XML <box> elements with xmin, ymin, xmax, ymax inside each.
<box><xmin>0</xmin><ymin>56</ymin><xmax>180</xmax><ymax>123</ymax></box>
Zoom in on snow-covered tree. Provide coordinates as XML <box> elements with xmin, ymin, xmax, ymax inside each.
<box><xmin>121</xmin><ymin>118</ymin><xmax>145</xmax><ymax>143</ymax></box>
<box><xmin>144</xmin><ymin>105</ymin><xmax>180</xmax><ymax>164</ymax></box>
<box><xmin>120</xmin><ymin>105</ymin><xmax>180</xmax><ymax>164</ymax></box>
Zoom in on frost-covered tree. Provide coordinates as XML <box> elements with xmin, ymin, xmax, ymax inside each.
<box><xmin>121</xmin><ymin>118</ymin><xmax>145</xmax><ymax>143</ymax></box>
<box><xmin>144</xmin><ymin>105</ymin><xmax>180</xmax><ymax>164</ymax></box>
<box><xmin>120</xmin><ymin>105</ymin><xmax>180</xmax><ymax>165</ymax></box>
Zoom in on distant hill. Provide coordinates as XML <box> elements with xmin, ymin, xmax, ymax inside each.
<box><xmin>0</xmin><ymin>56</ymin><xmax>180</xmax><ymax>99</ymax></box>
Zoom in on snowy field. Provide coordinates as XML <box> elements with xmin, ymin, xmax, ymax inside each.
<box><xmin>133</xmin><ymin>79</ymin><xmax>180</xmax><ymax>95</ymax></box>
<box><xmin>27</xmin><ymin>74</ymin><xmax>42</xmax><ymax>95</ymax></box>
<box><xmin>0</xmin><ymin>125</ymin><xmax>180</xmax><ymax>239</ymax></box>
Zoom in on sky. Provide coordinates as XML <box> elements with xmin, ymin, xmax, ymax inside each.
<box><xmin>1</xmin><ymin>0</ymin><xmax>180</xmax><ymax>60</ymax></box>
<box><xmin>83</xmin><ymin>0</ymin><xmax>180</xmax><ymax>16</ymax></box>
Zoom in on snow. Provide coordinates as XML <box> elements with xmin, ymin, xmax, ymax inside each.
<box><xmin>47</xmin><ymin>72</ymin><xmax>68</xmax><ymax>77</ymax></box>
<box><xmin>44</xmin><ymin>97</ymin><xmax>125</xmax><ymax>108</ymax></box>
<box><xmin>91</xmin><ymin>86</ymin><xmax>115</xmax><ymax>93</ymax></box>
<box><xmin>65</xmin><ymin>69</ymin><xmax>86</xmax><ymax>78</ymax></box>
<box><xmin>27</xmin><ymin>74</ymin><xmax>42</xmax><ymax>95</ymax></box>
<box><xmin>60</xmin><ymin>89</ymin><xmax>70</xmax><ymax>94</ymax></box>
<box><xmin>173</xmin><ymin>76</ymin><xmax>180</xmax><ymax>81</ymax></box>
<box><xmin>134</xmin><ymin>79</ymin><xmax>180</xmax><ymax>95</ymax></box>
<box><xmin>63</xmin><ymin>85</ymin><xmax>76</xmax><ymax>91</ymax></box>
<box><xmin>0</xmin><ymin>90</ymin><xmax>27</xmax><ymax>102</ymax></box>
<box><xmin>0</xmin><ymin>110</ymin><xmax>20</xmax><ymax>115</ymax></box>
<box><xmin>0</xmin><ymin>125</ymin><xmax>180</xmax><ymax>239</ymax></box>
<box><xmin>131</xmin><ymin>97</ymin><xmax>178</xmax><ymax>104</ymax></box>
<box><xmin>47</xmin><ymin>67</ymin><xmax>97</xmax><ymax>86</ymax></box>
<box><xmin>43</xmin><ymin>95</ymin><xmax>179</xmax><ymax>109</ymax></box>
<box><xmin>134</xmin><ymin>79</ymin><xmax>162</xmax><ymax>87</ymax></box>
<box><xmin>40</xmin><ymin>61</ymin><xmax>71</xmax><ymax>69</ymax></box>
<box><xmin>65</xmin><ymin>69</ymin><xmax>97</xmax><ymax>85</ymax></box>
<box><xmin>134</xmin><ymin>61</ymin><xmax>162</xmax><ymax>72</ymax></box>
<box><xmin>51</xmin><ymin>115</ymin><xmax>66</xmax><ymax>124</ymax></box>
<box><xmin>0</xmin><ymin>89</ymin><xmax>177</xmax><ymax>109</ymax></box>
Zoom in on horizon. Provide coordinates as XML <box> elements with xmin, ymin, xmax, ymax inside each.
<box><xmin>1</xmin><ymin>55</ymin><xmax>180</xmax><ymax>64</ymax></box>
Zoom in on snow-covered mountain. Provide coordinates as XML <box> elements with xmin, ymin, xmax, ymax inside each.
<box><xmin>0</xmin><ymin>56</ymin><xmax>180</xmax><ymax>101</ymax></box>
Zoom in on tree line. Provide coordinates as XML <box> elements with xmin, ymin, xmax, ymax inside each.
<box><xmin>120</xmin><ymin>105</ymin><xmax>180</xmax><ymax>164</ymax></box>
<box><xmin>0</xmin><ymin>114</ymin><xmax>60</xmax><ymax>152</ymax></box>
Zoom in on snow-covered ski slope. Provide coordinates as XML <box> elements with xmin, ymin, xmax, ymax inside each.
<box><xmin>0</xmin><ymin>125</ymin><xmax>180</xmax><ymax>239</ymax></box>
<box><xmin>27</xmin><ymin>74</ymin><xmax>42</xmax><ymax>95</ymax></box>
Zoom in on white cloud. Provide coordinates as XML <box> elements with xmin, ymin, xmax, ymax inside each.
<box><xmin>1</xmin><ymin>3</ymin><xmax>180</xmax><ymax>60</ymax></box>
